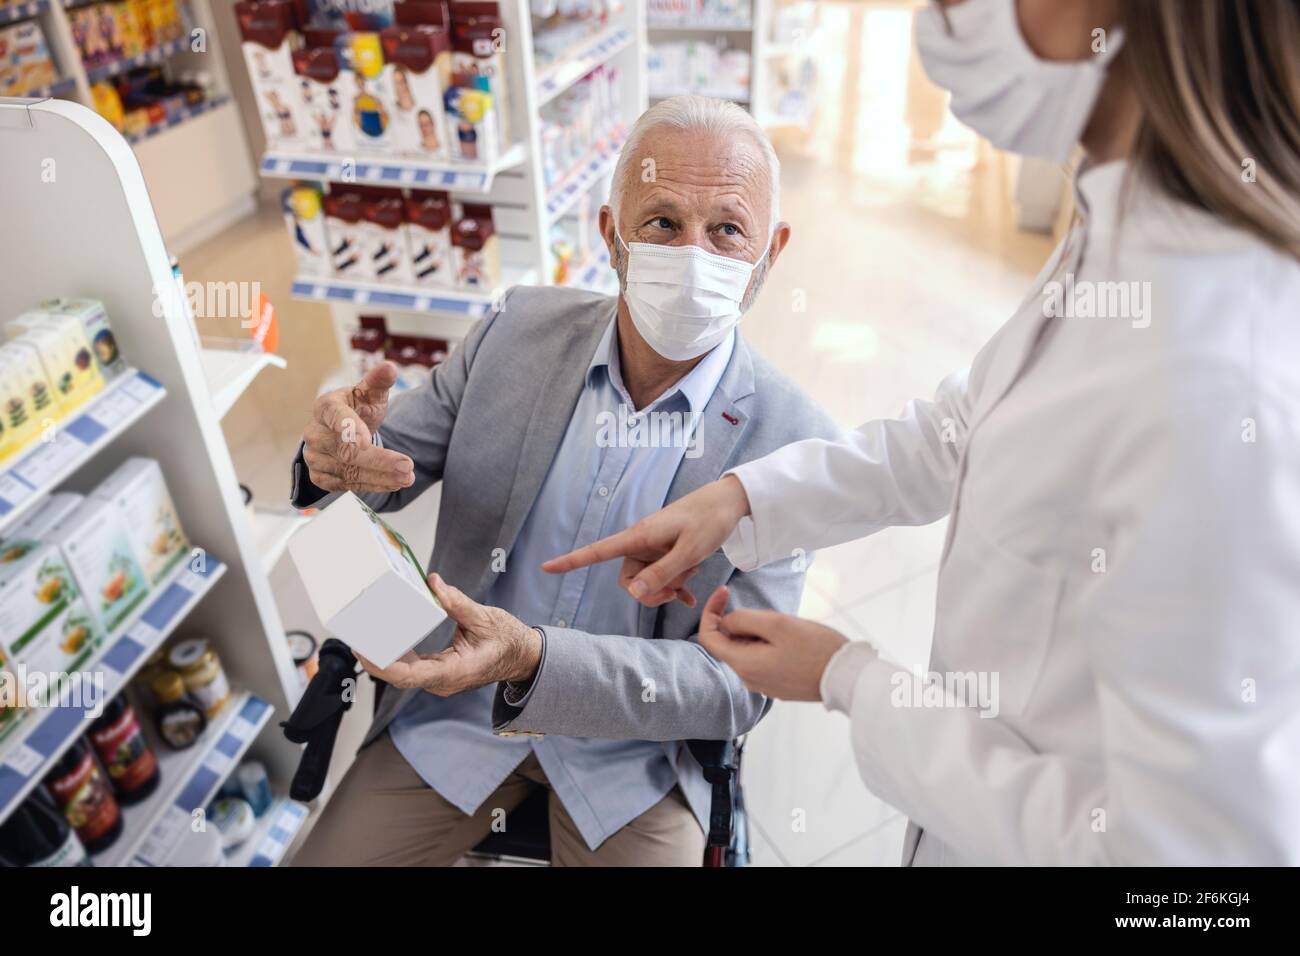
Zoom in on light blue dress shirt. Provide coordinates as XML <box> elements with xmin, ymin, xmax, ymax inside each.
<box><xmin>389</xmin><ymin>318</ymin><xmax>736</xmax><ymax>850</ymax></box>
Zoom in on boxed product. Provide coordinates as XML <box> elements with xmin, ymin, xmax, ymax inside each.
<box><xmin>47</xmin><ymin>497</ymin><xmax>151</xmax><ymax>637</ymax></box>
<box><xmin>349</xmin><ymin>314</ymin><xmax>388</xmax><ymax>379</ymax></box>
<box><xmin>362</xmin><ymin>190</ymin><xmax>414</xmax><ymax>284</ymax></box>
<box><xmin>0</xmin><ymin>343</ymin><xmax>55</xmax><ymax>462</ymax></box>
<box><xmin>386</xmin><ymin>334</ymin><xmax>447</xmax><ymax>389</ymax></box>
<box><xmin>341</xmin><ymin>31</ymin><xmax>395</xmax><ymax>151</ymax></box>
<box><xmin>4</xmin><ymin>493</ymin><xmax>84</xmax><ymax>546</ymax></box>
<box><xmin>447</xmin><ymin>1</ymin><xmax>508</xmax><ymax>158</ymax></box>
<box><xmin>323</xmin><ymin>190</ymin><xmax>370</xmax><ymax>279</ymax></box>
<box><xmin>91</xmin><ymin>457</ymin><xmax>188</xmax><ymax>588</ymax></box>
<box><xmin>451</xmin><ymin>204</ymin><xmax>500</xmax><ymax>291</ymax></box>
<box><xmin>36</xmin><ymin>298</ymin><xmax>126</xmax><ymax>381</ymax></box>
<box><xmin>6</xmin><ymin>311</ymin><xmax>105</xmax><ymax>415</ymax></box>
<box><xmin>0</xmin><ymin>538</ymin><xmax>105</xmax><ymax>678</ymax></box>
<box><xmin>0</xmin><ymin>19</ymin><xmax>58</xmax><ymax>97</ymax></box>
<box><xmin>380</xmin><ymin>2</ymin><xmax>452</xmax><ymax>159</ymax></box>
<box><xmin>288</xmin><ymin>492</ymin><xmax>447</xmax><ymax>669</ymax></box>
<box><xmin>282</xmin><ymin>182</ymin><xmax>332</xmax><ymax>277</ymax></box>
<box><xmin>404</xmin><ymin>189</ymin><xmax>454</xmax><ymax>287</ymax></box>
<box><xmin>292</xmin><ymin>36</ymin><xmax>354</xmax><ymax>154</ymax></box>
<box><xmin>235</xmin><ymin>0</ymin><xmax>305</xmax><ymax>150</ymax></box>
<box><xmin>110</xmin><ymin>0</ymin><xmax>149</xmax><ymax>59</ymax></box>
<box><xmin>69</xmin><ymin>5</ymin><xmax>119</xmax><ymax>69</ymax></box>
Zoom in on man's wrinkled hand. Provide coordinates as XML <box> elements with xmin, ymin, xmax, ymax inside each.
<box><xmin>301</xmin><ymin>361</ymin><xmax>417</xmax><ymax>494</ymax></box>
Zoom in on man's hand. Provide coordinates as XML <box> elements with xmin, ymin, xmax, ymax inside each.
<box><xmin>301</xmin><ymin>361</ymin><xmax>416</xmax><ymax>494</ymax></box>
<box><xmin>353</xmin><ymin>573</ymin><xmax>543</xmax><ymax>696</ymax></box>
<box><xmin>542</xmin><ymin>475</ymin><xmax>751</xmax><ymax>607</ymax></box>
<box><xmin>696</xmin><ymin>585</ymin><xmax>849</xmax><ymax>701</ymax></box>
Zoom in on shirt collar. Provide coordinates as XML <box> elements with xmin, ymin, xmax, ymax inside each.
<box><xmin>586</xmin><ymin>318</ymin><xmax>736</xmax><ymax>415</ymax></box>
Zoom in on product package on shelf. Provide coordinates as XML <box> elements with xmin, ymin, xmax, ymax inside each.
<box><xmin>47</xmin><ymin>497</ymin><xmax>151</xmax><ymax>638</ymax></box>
<box><xmin>0</xmin><ymin>18</ymin><xmax>58</xmax><ymax>97</ymax></box>
<box><xmin>349</xmin><ymin>314</ymin><xmax>389</xmax><ymax>378</ymax></box>
<box><xmin>0</xmin><ymin>344</ymin><xmax>55</xmax><ymax>463</ymax></box>
<box><xmin>387</xmin><ymin>333</ymin><xmax>448</xmax><ymax>389</ymax></box>
<box><xmin>445</xmin><ymin>1</ymin><xmax>507</xmax><ymax>163</ymax></box>
<box><xmin>451</xmin><ymin>202</ymin><xmax>500</xmax><ymax>291</ymax></box>
<box><xmin>70</xmin><ymin>0</ymin><xmax>189</xmax><ymax>71</ymax></box>
<box><xmin>91</xmin><ymin>457</ymin><xmax>189</xmax><ymax>589</ymax></box>
<box><xmin>6</xmin><ymin>311</ymin><xmax>105</xmax><ymax>417</ymax></box>
<box><xmin>540</xmin><ymin>63</ymin><xmax>620</xmax><ymax>186</ymax></box>
<box><xmin>283</xmin><ymin>182</ymin><xmax>332</xmax><ymax>276</ymax></box>
<box><xmin>363</xmin><ymin>190</ymin><xmax>415</xmax><ymax>283</ymax></box>
<box><xmin>323</xmin><ymin>190</ymin><xmax>370</xmax><ymax>280</ymax></box>
<box><xmin>0</xmin><ymin>536</ymin><xmax>106</xmax><ymax>682</ymax></box>
<box><xmin>340</xmin><ymin>31</ymin><xmax>396</xmax><ymax>152</ymax></box>
<box><xmin>235</xmin><ymin>0</ymin><xmax>306</xmax><ymax>151</ymax></box>
<box><xmin>403</xmin><ymin>188</ymin><xmax>454</xmax><ymax>287</ymax></box>
<box><xmin>380</xmin><ymin>0</ymin><xmax>453</xmax><ymax>160</ymax></box>
<box><xmin>292</xmin><ymin>34</ymin><xmax>354</xmax><ymax>154</ymax></box>
<box><xmin>35</xmin><ymin>299</ymin><xmax>125</xmax><ymax>382</ymax></box>
<box><xmin>4</xmin><ymin>493</ymin><xmax>84</xmax><ymax>545</ymax></box>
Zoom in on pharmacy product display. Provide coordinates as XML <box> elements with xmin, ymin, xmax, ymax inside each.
<box><xmin>345</xmin><ymin>314</ymin><xmax>449</xmax><ymax>389</ymax></box>
<box><xmin>237</xmin><ymin>0</ymin><xmax>509</xmax><ymax>164</ymax></box>
<box><xmin>648</xmin><ymin>38</ymin><xmax>751</xmax><ymax>99</ymax></box>
<box><xmin>0</xmin><ymin>15</ymin><xmax>58</xmax><ymax>96</ymax></box>
<box><xmin>0</xmin><ymin>790</ymin><xmax>92</xmax><ymax>867</ymax></box>
<box><xmin>88</xmin><ymin>693</ymin><xmax>160</xmax><ymax>806</ymax></box>
<box><xmin>538</xmin><ymin>63</ymin><xmax>622</xmax><ymax>188</ymax></box>
<box><xmin>43</xmin><ymin>737</ymin><xmax>123</xmax><ymax>855</ymax></box>
<box><xmin>284</xmin><ymin>182</ymin><xmax>501</xmax><ymax>290</ymax></box>
<box><xmin>90</xmin><ymin>65</ymin><xmax>222</xmax><ymax>141</ymax></box>
<box><xmin>647</xmin><ymin>0</ymin><xmax>751</xmax><ymax>27</ymax></box>
<box><xmin>67</xmin><ymin>0</ymin><xmax>189</xmax><ymax>70</ymax></box>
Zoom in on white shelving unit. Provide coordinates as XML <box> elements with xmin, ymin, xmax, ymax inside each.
<box><xmin>0</xmin><ymin>97</ymin><xmax>302</xmax><ymax>866</ymax></box>
<box><xmin>200</xmin><ymin>343</ymin><xmax>287</xmax><ymax>419</ymax></box>
<box><xmin>12</xmin><ymin>0</ymin><xmax>257</xmax><ymax>253</ymax></box>
<box><xmin>646</xmin><ymin>1</ymin><xmax>761</xmax><ymax>107</ymax></box>
<box><xmin>255</xmin><ymin>0</ymin><xmax>647</xmax><ymax>348</ymax></box>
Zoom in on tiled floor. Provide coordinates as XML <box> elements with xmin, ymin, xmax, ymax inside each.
<box><xmin>183</xmin><ymin>1</ymin><xmax>1058</xmax><ymax>866</ymax></box>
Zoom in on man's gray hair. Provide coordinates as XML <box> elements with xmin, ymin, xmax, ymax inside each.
<box><xmin>609</xmin><ymin>95</ymin><xmax>781</xmax><ymax>236</ymax></box>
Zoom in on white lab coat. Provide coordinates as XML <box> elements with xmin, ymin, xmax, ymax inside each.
<box><xmin>724</xmin><ymin>160</ymin><xmax>1300</xmax><ymax>865</ymax></box>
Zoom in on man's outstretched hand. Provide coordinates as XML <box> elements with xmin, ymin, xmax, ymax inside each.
<box><xmin>542</xmin><ymin>475</ymin><xmax>751</xmax><ymax>607</ymax></box>
<box><xmin>301</xmin><ymin>361</ymin><xmax>416</xmax><ymax>494</ymax></box>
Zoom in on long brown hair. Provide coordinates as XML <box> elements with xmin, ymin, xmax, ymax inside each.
<box><xmin>1124</xmin><ymin>0</ymin><xmax>1300</xmax><ymax>259</ymax></box>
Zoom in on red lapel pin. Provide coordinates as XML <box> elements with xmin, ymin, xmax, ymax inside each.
<box><xmin>721</xmin><ymin>411</ymin><xmax>739</xmax><ymax>425</ymax></box>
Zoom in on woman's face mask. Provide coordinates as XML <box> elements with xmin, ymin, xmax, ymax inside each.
<box><xmin>617</xmin><ymin>231</ymin><xmax>760</xmax><ymax>361</ymax></box>
<box><xmin>914</xmin><ymin>0</ymin><xmax>1124</xmax><ymax>163</ymax></box>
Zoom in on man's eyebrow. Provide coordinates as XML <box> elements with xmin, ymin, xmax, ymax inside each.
<box><xmin>636</xmin><ymin>197</ymin><xmax>686</xmax><ymax>219</ymax></box>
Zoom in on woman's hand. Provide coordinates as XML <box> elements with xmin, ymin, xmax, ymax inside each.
<box><xmin>696</xmin><ymin>585</ymin><xmax>849</xmax><ymax>701</ymax></box>
<box><xmin>543</xmin><ymin>475</ymin><xmax>751</xmax><ymax>607</ymax></box>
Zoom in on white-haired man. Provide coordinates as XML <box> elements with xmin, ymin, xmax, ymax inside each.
<box><xmin>290</xmin><ymin>96</ymin><xmax>839</xmax><ymax>866</ymax></box>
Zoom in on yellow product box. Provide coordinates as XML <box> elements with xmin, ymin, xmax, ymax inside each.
<box><xmin>6</xmin><ymin>311</ymin><xmax>105</xmax><ymax>415</ymax></box>
<box><xmin>114</xmin><ymin>1</ymin><xmax>148</xmax><ymax>58</ymax></box>
<box><xmin>0</xmin><ymin>538</ymin><xmax>105</xmax><ymax>680</ymax></box>
<box><xmin>0</xmin><ymin>343</ymin><xmax>56</xmax><ymax>462</ymax></box>
<box><xmin>46</xmin><ymin>497</ymin><xmax>150</xmax><ymax>638</ymax></box>
<box><xmin>91</xmin><ymin>458</ymin><xmax>188</xmax><ymax>587</ymax></box>
<box><xmin>35</xmin><ymin>298</ymin><xmax>126</xmax><ymax>381</ymax></box>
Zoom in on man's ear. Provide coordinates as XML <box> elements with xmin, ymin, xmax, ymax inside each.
<box><xmin>598</xmin><ymin>205</ymin><xmax>616</xmax><ymax>261</ymax></box>
<box><xmin>766</xmin><ymin>222</ymin><xmax>792</xmax><ymax>269</ymax></box>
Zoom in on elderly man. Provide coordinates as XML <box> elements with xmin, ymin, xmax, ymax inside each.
<box><xmin>289</xmin><ymin>96</ymin><xmax>838</xmax><ymax>866</ymax></box>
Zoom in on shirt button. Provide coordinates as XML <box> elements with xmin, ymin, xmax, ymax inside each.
<box><xmin>555</xmin><ymin>619</ymin><xmax>567</xmax><ymax>628</ymax></box>
<box><xmin>598</xmin><ymin>485</ymin><xmax>609</xmax><ymax>497</ymax></box>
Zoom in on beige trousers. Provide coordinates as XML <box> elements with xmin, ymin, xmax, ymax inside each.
<box><xmin>291</xmin><ymin>731</ymin><xmax>705</xmax><ymax>867</ymax></box>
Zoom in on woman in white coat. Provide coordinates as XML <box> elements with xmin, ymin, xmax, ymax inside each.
<box><xmin>547</xmin><ymin>0</ymin><xmax>1300</xmax><ymax>864</ymax></box>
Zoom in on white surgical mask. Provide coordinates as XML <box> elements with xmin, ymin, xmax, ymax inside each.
<box><xmin>617</xmin><ymin>232</ymin><xmax>758</xmax><ymax>361</ymax></box>
<box><xmin>914</xmin><ymin>0</ymin><xmax>1124</xmax><ymax>163</ymax></box>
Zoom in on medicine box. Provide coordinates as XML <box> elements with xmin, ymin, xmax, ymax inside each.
<box><xmin>0</xmin><ymin>343</ymin><xmax>55</xmax><ymax>462</ymax></box>
<box><xmin>6</xmin><ymin>311</ymin><xmax>105</xmax><ymax>416</ymax></box>
<box><xmin>0</xmin><ymin>538</ymin><xmax>106</xmax><ymax>679</ymax></box>
<box><xmin>36</xmin><ymin>298</ymin><xmax>126</xmax><ymax>381</ymax></box>
<box><xmin>288</xmin><ymin>492</ymin><xmax>447</xmax><ymax>669</ymax></box>
<box><xmin>91</xmin><ymin>457</ymin><xmax>189</xmax><ymax>588</ymax></box>
<box><xmin>47</xmin><ymin>497</ymin><xmax>150</xmax><ymax>637</ymax></box>
<box><xmin>282</xmin><ymin>183</ymin><xmax>332</xmax><ymax>278</ymax></box>
<box><xmin>3</xmin><ymin>492</ymin><xmax>84</xmax><ymax>545</ymax></box>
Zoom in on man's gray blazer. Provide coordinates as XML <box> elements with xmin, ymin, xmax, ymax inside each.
<box><xmin>292</xmin><ymin>285</ymin><xmax>840</xmax><ymax>790</ymax></box>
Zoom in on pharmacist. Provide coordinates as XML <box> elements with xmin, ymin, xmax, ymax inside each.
<box><xmin>288</xmin><ymin>96</ymin><xmax>839</xmax><ymax>866</ymax></box>
<box><xmin>547</xmin><ymin>0</ymin><xmax>1300</xmax><ymax>865</ymax></box>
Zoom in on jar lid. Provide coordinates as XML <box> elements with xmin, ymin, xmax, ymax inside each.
<box><xmin>286</xmin><ymin>631</ymin><xmax>317</xmax><ymax>664</ymax></box>
<box><xmin>150</xmin><ymin>669</ymin><xmax>186</xmax><ymax>702</ymax></box>
<box><xmin>168</xmin><ymin>638</ymin><xmax>210</xmax><ymax>670</ymax></box>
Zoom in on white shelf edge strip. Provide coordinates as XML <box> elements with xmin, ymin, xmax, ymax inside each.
<box><xmin>536</xmin><ymin>25</ymin><xmax>634</xmax><ymax>106</ymax></box>
<box><xmin>0</xmin><ymin>1</ymin><xmax>49</xmax><ymax>26</ymax></box>
<box><xmin>259</xmin><ymin>142</ymin><xmax>527</xmax><ymax>193</ymax></box>
<box><xmin>201</xmin><ymin>347</ymin><xmax>287</xmax><ymax>419</ymax></box>
<box><xmin>229</xmin><ymin>797</ymin><xmax>310</xmax><ymax>867</ymax></box>
<box><xmin>0</xmin><ymin>369</ymin><xmax>166</xmax><ymax>536</ymax></box>
<box><xmin>0</xmin><ymin>558</ymin><xmax>227</xmax><ymax>824</ymax></box>
<box><xmin>119</xmin><ymin>691</ymin><xmax>274</xmax><ymax>866</ymax></box>
<box><xmin>290</xmin><ymin>269</ymin><xmax>536</xmax><ymax>318</ymax></box>
<box><xmin>646</xmin><ymin>16</ymin><xmax>753</xmax><ymax>31</ymax></box>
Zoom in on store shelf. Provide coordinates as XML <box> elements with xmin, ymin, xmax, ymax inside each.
<box><xmin>111</xmin><ymin>691</ymin><xmax>274</xmax><ymax>866</ymax></box>
<box><xmin>647</xmin><ymin>15</ymin><xmax>753</xmax><ymax>31</ymax></box>
<box><xmin>545</xmin><ymin>131</ymin><xmax>626</xmax><ymax>224</ymax></box>
<box><xmin>252</xmin><ymin>506</ymin><xmax>309</xmax><ymax>573</ymax></box>
<box><xmin>650</xmin><ymin>86</ymin><xmax>750</xmax><ymax>103</ymax></box>
<box><xmin>200</xmin><ymin>345</ymin><xmax>286</xmax><ymax>419</ymax></box>
<box><xmin>536</xmin><ymin>24</ymin><xmax>634</xmax><ymax>107</ymax></box>
<box><xmin>0</xmin><ymin>369</ymin><xmax>165</xmax><ymax>537</ymax></box>
<box><xmin>227</xmin><ymin>797</ymin><xmax>310</xmax><ymax>867</ymax></box>
<box><xmin>0</xmin><ymin>557</ymin><xmax>227</xmax><ymax>826</ymax></box>
<box><xmin>0</xmin><ymin>0</ymin><xmax>48</xmax><ymax>24</ymax></box>
<box><xmin>291</xmin><ymin>265</ymin><xmax>537</xmax><ymax>319</ymax></box>
<box><xmin>124</xmin><ymin>95</ymin><xmax>231</xmax><ymax>145</ymax></box>
<box><xmin>84</xmin><ymin>37</ymin><xmax>190</xmax><ymax>84</ymax></box>
<box><xmin>15</xmin><ymin>75</ymin><xmax>78</xmax><ymax>100</ymax></box>
<box><xmin>260</xmin><ymin>142</ymin><xmax>527</xmax><ymax>192</ymax></box>
<box><xmin>562</xmin><ymin>247</ymin><xmax>615</xmax><ymax>294</ymax></box>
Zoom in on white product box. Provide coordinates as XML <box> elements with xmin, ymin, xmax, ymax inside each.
<box><xmin>36</xmin><ymin>298</ymin><xmax>126</xmax><ymax>382</ymax></box>
<box><xmin>288</xmin><ymin>492</ymin><xmax>446</xmax><ymax>668</ymax></box>
<box><xmin>382</xmin><ymin>26</ymin><xmax>452</xmax><ymax>160</ymax></box>
<box><xmin>283</xmin><ymin>184</ymin><xmax>333</xmax><ymax>278</ymax></box>
<box><xmin>237</xmin><ymin>2</ymin><xmax>305</xmax><ymax>151</ymax></box>
<box><xmin>324</xmin><ymin>192</ymin><xmax>371</xmax><ymax>281</ymax></box>
<box><xmin>0</xmin><ymin>538</ymin><xmax>105</xmax><ymax>678</ymax></box>
<box><xmin>341</xmin><ymin>33</ymin><xmax>396</xmax><ymax>153</ymax></box>
<box><xmin>4</xmin><ymin>492</ymin><xmax>84</xmax><ymax>544</ymax></box>
<box><xmin>91</xmin><ymin>457</ymin><xmax>189</xmax><ymax>588</ymax></box>
<box><xmin>47</xmin><ymin>497</ymin><xmax>151</xmax><ymax>637</ymax></box>
<box><xmin>404</xmin><ymin>191</ymin><xmax>454</xmax><ymax>288</ymax></box>
<box><xmin>363</xmin><ymin>195</ymin><xmax>415</xmax><ymax>285</ymax></box>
